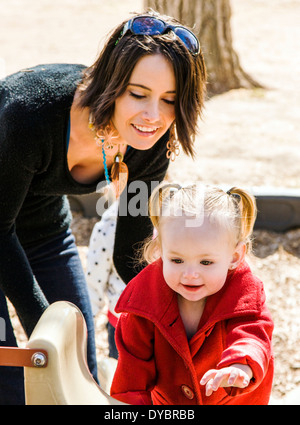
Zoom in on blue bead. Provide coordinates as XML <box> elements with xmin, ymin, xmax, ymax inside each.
<box><xmin>101</xmin><ymin>140</ymin><xmax>111</xmax><ymax>185</ymax></box>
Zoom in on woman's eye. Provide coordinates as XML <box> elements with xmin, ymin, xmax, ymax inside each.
<box><xmin>163</xmin><ymin>99</ymin><xmax>175</xmax><ymax>105</ymax></box>
<box><xmin>129</xmin><ymin>92</ymin><xmax>145</xmax><ymax>100</ymax></box>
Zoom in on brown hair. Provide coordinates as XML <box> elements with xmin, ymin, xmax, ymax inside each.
<box><xmin>78</xmin><ymin>11</ymin><xmax>207</xmax><ymax>158</ymax></box>
<box><xmin>143</xmin><ymin>183</ymin><xmax>257</xmax><ymax>264</ymax></box>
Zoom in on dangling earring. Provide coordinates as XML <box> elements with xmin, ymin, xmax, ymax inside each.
<box><xmin>88</xmin><ymin>117</ymin><xmax>118</xmax><ymax>150</ymax></box>
<box><xmin>89</xmin><ymin>114</ymin><xmax>128</xmax><ymax>198</ymax></box>
<box><xmin>110</xmin><ymin>149</ymin><xmax>128</xmax><ymax>198</ymax></box>
<box><xmin>166</xmin><ymin>123</ymin><xmax>180</xmax><ymax>161</ymax></box>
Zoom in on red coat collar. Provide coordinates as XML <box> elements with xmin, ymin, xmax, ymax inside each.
<box><xmin>115</xmin><ymin>259</ymin><xmax>179</xmax><ymax>328</ymax></box>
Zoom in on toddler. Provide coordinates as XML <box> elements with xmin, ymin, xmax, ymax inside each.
<box><xmin>110</xmin><ymin>183</ymin><xmax>274</xmax><ymax>405</ymax></box>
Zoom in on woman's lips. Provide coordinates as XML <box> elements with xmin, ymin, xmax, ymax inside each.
<box><xmin>132</xmin><ymin>124</ymin><xmax>159</xmax><ymax>136</ymax></box>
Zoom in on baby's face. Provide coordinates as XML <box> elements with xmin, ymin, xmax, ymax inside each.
<box><xmin>160</xmin><ymin>216</ymin><xmax>244</xmax><ymax>304</ymax></box>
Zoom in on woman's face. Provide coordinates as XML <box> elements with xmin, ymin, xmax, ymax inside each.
<box><xmin>112</xmin><ymin>54</ymin><xmax>176</xmax><ymax>150</ymax></box>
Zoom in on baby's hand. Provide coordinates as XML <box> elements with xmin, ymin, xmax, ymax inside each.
<box><xmin>200</xmin><ymin>364</ymin><xmax>252</xmax><ymax>397</ymax></box>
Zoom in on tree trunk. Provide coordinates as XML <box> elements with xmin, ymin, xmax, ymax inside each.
<box><xmin>144</xmin><ymin>0</ymin><xmax>262</xmax><ymax>95</ymax></box>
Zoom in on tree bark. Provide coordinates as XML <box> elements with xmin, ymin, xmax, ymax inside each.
<box><xmin>144</xmin><ymin>0</ymin><xmax>262</xmax><ymax>95</ymax></box>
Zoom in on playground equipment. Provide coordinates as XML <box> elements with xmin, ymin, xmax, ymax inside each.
<box><xmin>0</xmin><ymin>301</ymin><xmax>124</xmax><ymax>405</ymax></box>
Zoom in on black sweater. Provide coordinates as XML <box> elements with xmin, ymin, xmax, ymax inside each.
<box><xmin>0</xmin><ymin>64</ymin><xmax>169</xmax><ymax>335</ymax></box>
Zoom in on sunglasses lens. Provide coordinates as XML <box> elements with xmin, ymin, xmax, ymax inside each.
<box><xmin>132</xmin><ymin>17</ymin><xmax>165</xmax><ymax>35</ymax></box>
<box><xmin>174</xmin><ymin>28</ymin><xmax>199</xmax><ymax>54</ymax></box>
<box><xmin>125</xmin><ymin>16</ymin><xmax>200</xmax><ymax>54</ymax></box>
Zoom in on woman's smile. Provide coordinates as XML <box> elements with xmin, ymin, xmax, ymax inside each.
<box><xmin>131</xmin><ymin>123</ymin><xmax>161</xmax><ymax>137</ymax></box>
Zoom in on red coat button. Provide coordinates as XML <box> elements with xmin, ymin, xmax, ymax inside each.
<box><xmin>181</xmin><ymin>385</ymin><xmax>194</xmax><ymax>400</ymax></box>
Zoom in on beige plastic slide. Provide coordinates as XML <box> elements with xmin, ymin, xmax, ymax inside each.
<box><xmin>24</xmin><ymin>301</ymin><xmax>124</xmax><ymax>405</ymax></box>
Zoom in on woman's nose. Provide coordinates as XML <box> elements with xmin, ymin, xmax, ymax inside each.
<box><xmin>142</xmin><ymin>101</ymin><xmax>160</xmax><ymax>122</ymax></box>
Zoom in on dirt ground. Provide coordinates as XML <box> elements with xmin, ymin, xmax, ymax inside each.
<box><xmin>1</xmin><ymin>0</ymin><xmax>300</xmax><ymax>403</ymax></box>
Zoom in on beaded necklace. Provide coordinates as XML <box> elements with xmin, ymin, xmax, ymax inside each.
<box><xmin>88</xmin><ymin>115</ymin><xmax>128</xmax><ymax>197</ymax></box>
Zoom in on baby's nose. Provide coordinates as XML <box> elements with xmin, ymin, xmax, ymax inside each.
<box><xmin>183</xmin><ymin>269</ymin><xmax>200</xmax><ymax>279</ymax></box>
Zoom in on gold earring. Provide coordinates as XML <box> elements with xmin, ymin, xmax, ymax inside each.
<box><xmin>88</xmin><ymin>114</ymin><xmax>128</xmax><ymax>198</ymax></box>
<box><xmin>93</xmin><ymin>122</ymin><xmax>119</xmax><ymax>151</ymax></box>
<box><xmin>166</xmin><ymin>123</ymin><xmax>180</xmax><ymax>161</ymax></box>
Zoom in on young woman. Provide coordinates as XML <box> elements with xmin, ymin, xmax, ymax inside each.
<box><xmin>110</xmin><ymin>183</ymin><xmax>274</xmax><ymax>405</ymax></box>
<box><xmin>0</xmin><ymin>12</ymin><xmax>206</xmax><ymax>404</ymax></box>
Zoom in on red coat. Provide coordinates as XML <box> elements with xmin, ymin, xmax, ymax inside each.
<box><xmin>110</xmin><ymin>259</ymin><xmax>274</xmax><ymax>405</ymax></box>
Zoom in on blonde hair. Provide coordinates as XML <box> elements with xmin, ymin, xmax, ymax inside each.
<box><xmin>143</xmin><ymin>182</ymin><xmax>257</xmax><ymax>263</ymax></box>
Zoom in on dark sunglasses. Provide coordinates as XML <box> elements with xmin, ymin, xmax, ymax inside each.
<box><xmin>116</xmin><ymin>15</ymin><xmax>200</xmax><ymax>55</ymax></box>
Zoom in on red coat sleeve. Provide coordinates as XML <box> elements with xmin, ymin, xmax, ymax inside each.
<box><xmin>110</xmin><ymin>313</ymin><xmax>156</xmax><ymax>405</ymax></box>
<box><xmin>217</xmin><ymin>302</ymin><xmax>274</xmax><ymax>396</ymax></box>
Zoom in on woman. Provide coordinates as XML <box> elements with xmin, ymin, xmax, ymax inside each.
<box><xmin>0</xmin><ymin>11</ymin><xmax>206</xmax><ymax>404</ymax></box>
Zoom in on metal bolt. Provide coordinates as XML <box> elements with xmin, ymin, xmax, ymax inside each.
<box><xmin>31</xmin><ymin>352</ymin><xmax>47</xmax><ymax>368</ymax></box>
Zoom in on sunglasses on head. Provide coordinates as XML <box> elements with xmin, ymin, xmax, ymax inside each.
<box><xmin>116</xmin><ymin>15</ymin><xmax>200</xmax><ymax>55</ymax></box>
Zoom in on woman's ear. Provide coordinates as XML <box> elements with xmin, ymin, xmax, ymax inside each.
<box><xmin>229</xmin><ymin>241</ymin><xmax>246</xmax><ymax>270</ymax></box>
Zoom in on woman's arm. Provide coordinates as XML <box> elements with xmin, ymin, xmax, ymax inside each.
<box><xmin>0</xmin><ymin>98</ymin><xmax>49</xmax><ymax>336</ymax></box>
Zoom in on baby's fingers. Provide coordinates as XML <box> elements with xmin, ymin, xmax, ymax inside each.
<box><xmin>200</xmin><ymin>369</ymin><xmax>223</xmax><ymax>397</ymax></box>
<box><xmin>204</xmin><ymin>379</ymin><xmax>215</xmax><ymax>397</ymax></box>
<box><xmin>227</xmin><ymin>369</ymin><xmax>250</xmax><ymax>388</ymax></box>
<box><xmin>204</xmin><ymin>370</ymin><xmax>230</xmax><ymax>396</ymax></box>
<box><xmin>200</xmin><ymin>369</ymin><xmax>218</xmax><ymax>386</ymax></box>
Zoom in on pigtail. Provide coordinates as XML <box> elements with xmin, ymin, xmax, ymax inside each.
<box><xmin>227</xmin><ymin>187</ymin><xmax>257</xmax><ymax>252</ymax></box>
<box><xmin>143</xmin><ymin>182</ymin><xmax>182</xmax><ymax>264</ymax></box>
<box><xmin>149</xmin><ymin>182</ymin><xmax>182</xmax><ymax>228</ymax></box>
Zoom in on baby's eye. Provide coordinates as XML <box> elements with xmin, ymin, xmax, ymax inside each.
<box><xmin>171</xmin><ymin>258</ymin><xmax>183</xmax><ymax>264</ymax></box>
<box><xmin>201</xmin><ymin>260</ymin><xmax>213</xmax><ymax>266</ymax></box>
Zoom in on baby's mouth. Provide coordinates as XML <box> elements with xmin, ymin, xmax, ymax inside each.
<box><xmin>182</xmin><ymin>284</ymin><xmax>204</xmax><ymax>292</ymax></box>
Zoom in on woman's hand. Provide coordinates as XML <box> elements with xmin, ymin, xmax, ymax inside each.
<box><xmin>200</xmin><ymin>364</ymin><xmax>253</xmax><ymax>396</ymax></box>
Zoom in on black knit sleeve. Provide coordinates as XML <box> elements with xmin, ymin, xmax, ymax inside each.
<box><xmin>0</xmin><ymin>87</ymin><xmax>49</xmax><ymax>336</ymax></box>
<box><xmin>113</xmin><ymin>131</ymin><xmax>170</xmax><ymax>284</ymax></box>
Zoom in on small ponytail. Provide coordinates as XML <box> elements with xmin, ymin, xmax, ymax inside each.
<box><xmin>227</xmin><ymin>187</ymin><xmax>257</xmax><ymax>252</ymax></box>
<box><xmin>149</xmin><ymin>182</ymin><xmax>182</xmax><ymax>229</ymax></box>
<box><xmin>142</xmin><ymin>182</ymin><xmax>182</xmax><ymax>264</ymax></box>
